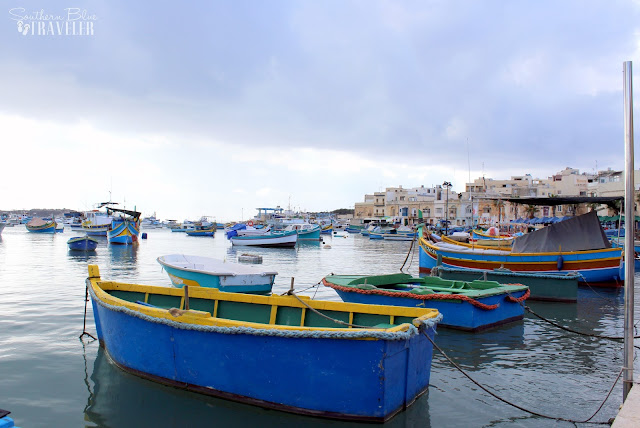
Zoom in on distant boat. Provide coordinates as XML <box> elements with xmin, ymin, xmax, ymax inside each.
<box><xmin>26</xmin><ymin>218</ymin><xmax>56</xmax><ymax>233</ymax></box>
<box><xmin>320</xmin><ymin>224</ymin><xmax>333</xmax><ymax>234</ymax></box>
<box><xmin>106</xmin><ymin>207</ymin><xmax>141</xmax><ymax>245</ymax></box>
<box><xmin>82</xmin><ymin>209</ymin><xmax>113</xmax><ymax>236</ymax></box>
<box><xmin>323</xmin><ymin>273</ymin><xmax>529</xmax><ymax>331</ymax></box>
<box><xmin>157</xmin><ymin>254</ymin><xmax>277</xmax><ymax>294</ymax></box>
<box><xmin>67</xmin><ymin>236</ymin><xmax>99</xmax><ymax>251</ymax></box>
<box><xmin>185</xmin><ymin>224</ymin><xmax>215</xmax><ymax>237</ymax></box>
<box><xmin>230</xmin><ymin>230</ymin><xmax>298</xmax><ymax>247</ymax></box>
<box><xmin>283</xmin><ymin>223</ymin><xmax>321</xmax><ymax>241</ymax></box>
<box><xmin>86</xmin><ymin>264</ymin><xmax>441</xmax><ymax>422</ymax></box>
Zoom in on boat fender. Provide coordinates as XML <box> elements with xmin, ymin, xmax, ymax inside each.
<box><xmin>556</xmin><ymin>255</ymin><xmax>564</xmax><ymax>270</ymax></box>
<box><xmin>141</xmin><ymin>232</ymin><xmax>148</xmax><ymax>239</ymax></box>
<box><xmin>247</xmin><ymin>221</ymin><xmax>254</xmax><ymax>227</ymax></box>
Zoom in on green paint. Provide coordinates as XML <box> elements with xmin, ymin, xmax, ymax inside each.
<box><xmin>217</xmin><ymin>301</ymin><xmax>271</xmax><ymax>324</ymax></box>
<box><xmin>275</xmin><ymin>306</ymin><xmax>303</xmax><ymax>326</ymax></box>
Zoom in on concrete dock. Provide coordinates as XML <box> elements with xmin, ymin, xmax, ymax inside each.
<box><xmin>612</xmin><ymin>383</ymin><xmax>640</xmax><ymax>427</ymax></box>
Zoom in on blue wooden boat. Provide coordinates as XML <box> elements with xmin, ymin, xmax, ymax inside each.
<box><xmin>323</xmin><ymin>273</ymin><xmax>528</xmax><ymax>331</ymax></box>
<box><xmin>186</xmin><ymin>224</ymin><xmax>215</xmax><ymax>237</ymax></box>
<box><xmin>25</xmin><ymin>218</ymin><xmax>56</xmax><ymax>233</ymax></box>
<box><xmin>320</xmin><ymin>224</ymin><xmax>333</xmax><ymax>234</ymax></box>
<box><xmin>157</xmin><ymin>254</ymin><xmax>277</xmax><ymax>294</ymax></box>
<box><xmin>420</xmin><ymin>212</ymin><xmax>623</xmax><ymax>286</ymax></box>
<box><xmin>87</xmin><ymin>265</ymin><xmax>441</xmax><ymax>422</ymax></box>
<box><xmin>230</xmin><ymin>230</ymin><xmax>298</xmax><ymax>247</ymax></box>
<box><xmin>106</xmin><ymin>207</ymin><xmax>141</xmax><ymax>245</ymax></box>
<box><xmin>67</xmin><ymin>236</ymin><xmax>99</xmax><ymax>251</ymax></box>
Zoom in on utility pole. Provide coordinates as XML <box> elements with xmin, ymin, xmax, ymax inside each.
<box><xmin>443</xmin><ymin>181</ymin><xmax>452</xmax><ymax>235</ymax></box>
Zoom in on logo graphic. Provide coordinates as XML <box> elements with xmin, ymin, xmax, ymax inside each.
<box><xmin>9</xmin><ymin>7</ymin><xmax>96</xmax><ymax>36</ymax></box>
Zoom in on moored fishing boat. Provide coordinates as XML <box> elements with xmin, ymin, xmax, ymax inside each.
<box><xmin>157</xmin><ymin>254</ymin><xmax>277</xmax><ymax>294</ymax></box>
<box><xmin>185</xmin><ymin>224</ymin><xmax>215</xmax><ymax>237</ymax></box>
<box><xmin>26</xmin><ymin>218</ymin><xmax>56</xmax><ymax>233</ymax></box>
<box><xmin>431</xmin><ymin>265</ymin><xmax>579</xmax><ymax>303</ymax></box>
<box><xmin>283</xmin><ymin>223</ymin><xmax>321</xmax><ymax>240</ymax></box>
<box><xmin>230</xmin><ymin>230</ymin><xmax>298</xmax><ymax>247</ymax></box>
<box><xmin>67</xmin><ymin>236</ymin><xmax>99</xmax><ymax>251</ymax></box>
<box><xmin>86</xmin><ymin>265</ymin><xmax>441</xmax><ymax>422</ymax></box>
<box><xmin>320</xmin><ymin>224</ymin><xmax>333</xmax><ymax>234</ymax></box>
<box><xmin>420</xmin><ymin>212</ymin><xmax>623</xmax><ymax>286</ymax></box>
<box><xmin>323</xmin><ymin>273</ymin><xmax>528</xmax><ymax>331</ymax></box>
<box><xmin>107</xmin><ymin>207</ymin><xmax>141</xmax><ymax>245</ymax></box>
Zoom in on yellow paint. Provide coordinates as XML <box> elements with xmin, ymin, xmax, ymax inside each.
<box><xmin>419</xmin><ymin>237</ymin><xmax>622</xmax><ymax>257</ymax></box>
<box><xmin>87</xmin><ymin>265</ymin><xmax>440</xmax><ymax>334</ymax></box>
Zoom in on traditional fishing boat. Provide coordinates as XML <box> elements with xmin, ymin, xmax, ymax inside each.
<box><xmin>185</xmin><ymin>224</ymin><xmax>215</xmax><ymax>237</ymax></box>
<box><xmin>320</xmin><ymin>224</ymin><xmax>333</xmax><ymax>234</ymax></box>
<box><xmin>420</xmin><ymin>211</ymin><xmax>623</xmax><ymax>286</ymax></box>
<box><xmin>323</xmin><ymin>273</ymin><xmax>528</xmax><ymax>331</ymax></box>
<box><xmin>67</xmin><ymin>236</ymin><xmax>99</xmax><ymax>251</ymax></box>
<box><xmin>82</xmin><ymin>208</ymin><xmax>113</xmax><ymax>236</ymax></box>
<box><xmin>157</xmin><ymin>254</ymin><xmax>277</xmax><ymax>294</ymax></box>
<box><xmin>25</xmin><ymin>218</ymin><xmax>56</xmax><ymax>233</ymax></box>
<box><xmin>431</xmin><ymin>265</ymin><xmax>579</xmax><ymax>303</ymax></box>
<box><xmin>106</xmin><ymin>207</ymin><xmax>141</xmax><ymax>245</ymax></box>
<box><xmin>230</xmin><ymin>230</ymin><xmax>298</xmax><ymax>248</ymax></box>
<box><xmin>283</xmin><ymin>223</ymin><xmax>321</xmax><ymax>240</ymax></box>
<box><xmin>86</xmin><ymin>265</ymin><xmax>441</xmax><ymax>422</ymax></box>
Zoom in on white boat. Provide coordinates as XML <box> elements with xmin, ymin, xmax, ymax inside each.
<box><xmin>82</xmin><ymin>209</ymin><xmax>113</xmax><ymax>236</ymax></box>
<box><xmin>230</xmin><ymin>230</ymin><xmax>298</xmax><ymax>247</ymax></box>
<box><xmin>283</xmin><ymin>223</ymin><xmax>321</xmax><ymax>240</ymax></box>
<box><xmin>236</xmin><ymin>226</ymin><xmax>271</xmax><ymax>237</ymax></box>
<box><xmin>157</xmin><ymin>254</ymin><xmax>278</xmax><ymax>294</ymax></box>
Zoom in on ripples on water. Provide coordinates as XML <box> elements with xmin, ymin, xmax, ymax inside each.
<box><xmin>0</xmin><ymin>227</ymin><xmax>637</xmax><ymax>427</ymax></box>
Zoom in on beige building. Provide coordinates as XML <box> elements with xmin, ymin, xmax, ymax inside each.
<box><xmin>353</xmin><ymin>167</ymin><xmax>638</xmax><ymax>227</ymax></box>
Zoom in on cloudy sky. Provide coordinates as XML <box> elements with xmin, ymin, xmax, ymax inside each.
<box><xmin>2</xmin><ymin>1</ymin><xmax>639</xmax><ymax>221</ymax></box>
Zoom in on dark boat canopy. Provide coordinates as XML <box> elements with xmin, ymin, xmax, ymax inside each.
<box><xmin>106</xmin><ymin>206</ymin><xmax>141</xmax><ymax>220</ymax></box>
<box><xmin>511</xmin><ymin>211</ymin><xmax>611</xmax><ymax>253</ymax></box>
<box><xmin>475</xmin><ymin>196</ymin><xmax>623</xmax><ymax>206</ymax></box>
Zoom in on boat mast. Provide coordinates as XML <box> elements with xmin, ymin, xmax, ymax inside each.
<box><xmin>622</xmin><ymin>60</ymin><xmax>635</xmax><ymax>401</ymax></box>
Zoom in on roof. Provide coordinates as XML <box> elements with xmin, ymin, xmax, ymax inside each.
<box><xmin>474</xmin><ymin>196</ymin><xmax>623</xmax><ymax>206</ymax></box>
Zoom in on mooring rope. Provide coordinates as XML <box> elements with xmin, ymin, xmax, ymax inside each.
<box><xmin>524</xmin><ymin>305</ymin><xmax>640</xmax><ymax>349</ymax></box>
<box><xmin>79</xmin><ymin>278</ymin><xmax>97</xmax><ymax>341</ymax></box>
<box><xmin>423</xmin><ymin>329</ymin><xmax>621</xmax><ymax>424</ymax></box>
<box><xmin>400</xmin><ymin>232</ymin><xmax>418</xmax><ymax>273</ymax></box>
<box><xmin>322</xmin><ymin>278</ymin><xmax>507</xmax><ymax>311</ymax></box>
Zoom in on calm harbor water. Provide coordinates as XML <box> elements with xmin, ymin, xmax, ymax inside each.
<box><xmin>0</xmin><ymin>226</ymin><xmax>638</xmax><ymax>427</ymax></box>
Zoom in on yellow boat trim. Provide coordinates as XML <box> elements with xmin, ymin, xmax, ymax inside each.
<box><xmin>419</xmin><ymin>237</ymin><xmax>622</xmax><ymax>257</ymax></box>
<box><xmin>88</xmin><ymin>265</ymin><xmax>439</xmax><ymax>333</ymax></box>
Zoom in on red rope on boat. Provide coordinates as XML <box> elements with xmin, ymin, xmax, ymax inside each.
<box><xmin>505</xmin><ymin>288</ymin><xmax>530</xmax><ymax>302</ymax></box>
<box><xmin>321</xmin><ymin>279</ymin><xmax>500</xmax><ymax>311</ymax></box>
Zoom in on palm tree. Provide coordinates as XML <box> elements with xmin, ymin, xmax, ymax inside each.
<box><xmin>524</xmin><ymin>205</ymin><xmax>538</xmax><ymax>219</ymax></box>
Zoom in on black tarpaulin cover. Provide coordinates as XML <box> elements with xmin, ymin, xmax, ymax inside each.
<box><xmin>511</xmin><ymin>211</ymin><xmax>611</xmax><ymax>253</ymax></box>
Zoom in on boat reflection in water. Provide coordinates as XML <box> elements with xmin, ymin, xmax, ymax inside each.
<box><xmin>108</xmin><ymin>244</ymin><xmax>138</xmax><ymax>277</ymax></box>
<box><xmin>85</xmin><ymin>347</ymin><xmax>431</xmax><ymax>427</ymax></box>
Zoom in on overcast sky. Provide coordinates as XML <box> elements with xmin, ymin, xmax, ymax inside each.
<box><xmin>2</xmin><ymin>1</ymin><xmax>639</xmax><ymax>221</ymax></box>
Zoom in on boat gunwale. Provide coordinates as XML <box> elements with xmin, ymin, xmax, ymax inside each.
<box><xmin>157</xmin><ymin>256</ymin><xmax>278</xmax><ymax>277</ymax></box>
<box><xmin>419</xmin><ymin>236</ymin><xmax>623</xmax><ymax>257</ymax></box>
<box><xmin>88</xmin><ymin>272</ymin><xmax>440</xmax><ymax>334</ymax></box>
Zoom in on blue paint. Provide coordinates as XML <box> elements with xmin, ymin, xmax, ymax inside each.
<box><xmin>67</xmin><ymin>236</ymin><xmax>99</xmax><ymax>251</ymax></box>
<box><xmin>90</xmin><ymin>293</ymin><xmax>438</xmax><ymax>421</ymax></box>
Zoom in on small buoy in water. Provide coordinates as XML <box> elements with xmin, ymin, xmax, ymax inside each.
<box><xmin>324</xmin><ymin>244</ymin><xmax>332</xmax><ymax>249</ymax></box>
<box><xmin>141</xmin><ymin>232</ymin><xmax>148</xmax><ymax>239</ymax></box>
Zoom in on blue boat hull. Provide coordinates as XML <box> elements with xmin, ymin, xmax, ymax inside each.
<box><xmin>333</xmin><ymin>289</ymin><xmax>526</xmax><ymax>331</ymax></box>
<box><xmin>297</xmin><ymin>228</ymin><xmax>321</xmax><ymax>240</ymax></box>
<box><xmin>26</xmin><ymin>225</ymin><xmax>56</xmax><ymax>233</ymax></box>
<box><xmin>108</xmin><ymin>221</ymin><xmax>140</xmax><ymax>245</ymax></box>
<box><xmin>91</xmin><ymin>297</ymin><xmax>436</xmax><ymax>421</ymax></box>
<box><xmin>68</xmin><ymin>237</ymin><xmax>98</xmax><ymax>251</ymax></box>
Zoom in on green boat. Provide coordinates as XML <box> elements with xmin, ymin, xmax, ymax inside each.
<box><xmin>323</xmin><ymin>273</ymin><xmax>529</xmax><ymax>331</ymax></box>
<box><xmin>431</xmin><ymin>265</ymin><xmax>579</xmax><ymax>303</ymax></box>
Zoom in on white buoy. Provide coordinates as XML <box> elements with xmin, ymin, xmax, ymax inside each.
<box><xmin>323</xmin><ymin>244</ymin><xmax>332</xmax><ymax>249</ymax></box>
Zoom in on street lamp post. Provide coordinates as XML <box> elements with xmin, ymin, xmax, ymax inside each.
<box><xmin>443</xmin><ymin>181</ymin><xmax>452</xmax><ymax>235</ymax></box>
